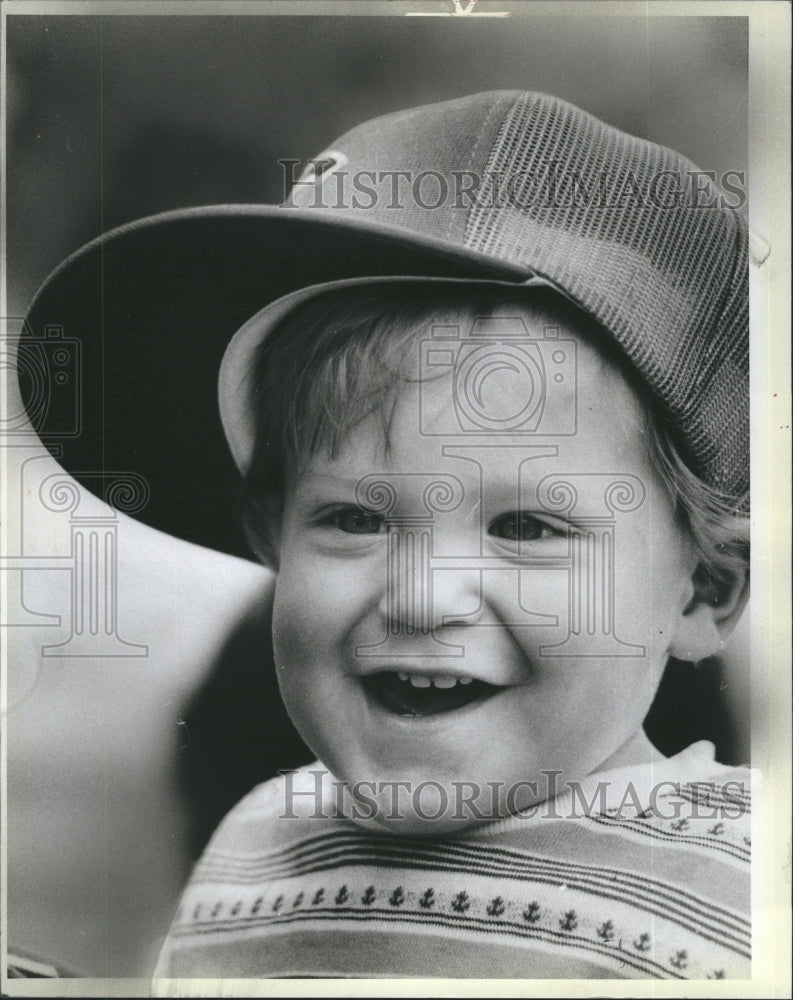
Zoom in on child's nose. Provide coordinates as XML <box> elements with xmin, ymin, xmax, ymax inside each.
<box><xmin>375</xmin><ymin>536</ymin><xmax>483</xmax><ymax>634</ymax></box>
<box><xmin>428</xmin><ymin>568</ymin><xmax>484</xmax><ymax>628</ymax></box>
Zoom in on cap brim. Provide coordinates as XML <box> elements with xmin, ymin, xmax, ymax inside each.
<box><xmin>24</xmin><ymin>205</ymin><xmax>528</xmax><ymax>558</ymax></box>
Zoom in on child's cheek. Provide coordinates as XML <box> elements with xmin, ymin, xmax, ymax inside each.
<box><xmin>483</xmin><ymin>566</ymin><xmax>569</xmax><ymax>656</ymax></box>
<box><xmin>618</xmin><ymin>509</ymin><xmax>692</xmax><ymax>629</ymax></box>
<box><xmin>270</xmin><ymin>562</ymin><xmax>342</xmax><ymax>757</ymax></box>
<box><xmin>271</xmin><ymin>542</ymin><xmax>380</xmax><ymax>670</ymax></box>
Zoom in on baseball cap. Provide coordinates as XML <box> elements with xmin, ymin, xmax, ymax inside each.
<box><xmin>22</xmin><ymin>90</ymin><xmax>750</xmax><ymax>556</ymax></box>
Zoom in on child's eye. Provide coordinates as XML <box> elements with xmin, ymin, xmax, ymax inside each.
<box><xmin>488</xmin><ymin>512</ymin><xmax>560</xmax><ymax>543</ymax></box>
<box><xmin>324</xmin><ymin>507</ymin><xmax>386</xmax><ymax>535</ymax></box>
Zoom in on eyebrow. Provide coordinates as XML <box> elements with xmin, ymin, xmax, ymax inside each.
<box><xmin>294</xmin><ymin>473</ymin><xmax>369</xmax><ymax>491</ymax></box>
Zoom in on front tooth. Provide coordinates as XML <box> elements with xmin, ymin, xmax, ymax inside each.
<box><xmin>459</xmin><ymin>676</ymin><xmax>473</xmax><ymax>685</ymax></box>
<box><xmin>398</xmin><ymin>671</ymin><xmax>409</xmax><ymax>681</ymax></box>
<box><xmin>432</xmin><ymin>675</ymin><xmax>458</xmax><ymax>689</ymax></box>
<box><xmin>409</xmin><ymin>674</ymin><xmax>432</xmax><ymax>688</ymax></box>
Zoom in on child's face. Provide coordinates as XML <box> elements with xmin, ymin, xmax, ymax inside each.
<box><xmin>271</xmin><ymin>305</ymin><xmax>700</xmax><ymax>833</ymax></box>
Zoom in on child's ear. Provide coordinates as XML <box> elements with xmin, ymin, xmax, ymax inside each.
<box><xmin>668</xmin><ymin>562</ymin><xmax>750</xmax><ymax>663</ymax></box>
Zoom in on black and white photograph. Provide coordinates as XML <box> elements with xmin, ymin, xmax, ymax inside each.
<box><xmin>1</xmin><ymin>2</ymin><xmax>790</xmax><ymax>995</ymax></box>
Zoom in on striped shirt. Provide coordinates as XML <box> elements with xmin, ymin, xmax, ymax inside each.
<box><xmin>153</xmin><ymin>741</ymin><xmax>750</xmax><ymax>982</ymax></box>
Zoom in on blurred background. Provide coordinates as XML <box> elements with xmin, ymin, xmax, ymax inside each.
<box><xmin>5</xmin><ymin>9</ymin><xmax>749</xmax><ymax>981</ymax></box>
<box><xmin>7</xmin><ymin>13</ymin><xmax>749</xmax><ymax>316</ymax></box>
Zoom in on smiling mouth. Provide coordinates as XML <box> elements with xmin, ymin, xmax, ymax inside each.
<box><xmin>362</xmin><ymin>672</ymin><xmax>502</xmax><ymax>717</ymax></box>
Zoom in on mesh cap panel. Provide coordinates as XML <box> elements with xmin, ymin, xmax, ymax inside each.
<box><xmin>463</xmin><ymin>93</ymin><xmax>748</xmax><ymax>500</ymax></box>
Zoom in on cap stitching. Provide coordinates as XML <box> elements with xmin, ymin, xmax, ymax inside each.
<box><xmin>445</xmin><ymin>94</ymin><xmax>515</xmax><ymax>247</ymax></box>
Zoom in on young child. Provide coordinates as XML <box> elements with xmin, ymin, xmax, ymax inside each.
<box><xmin>153</xmin><ymin>91</ymin><xmax>751</xmax><ymax>982</ymax></box>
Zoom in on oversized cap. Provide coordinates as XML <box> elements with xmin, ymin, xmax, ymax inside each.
<box><xmin>23</xmin><ymin>91</ymin><xmax>750</xmax><ymax>557</ymax></box>
<box><xmin>222</xmin><ymin>91</ymin><xmax>750</xmax><ymax>499</ymax></box>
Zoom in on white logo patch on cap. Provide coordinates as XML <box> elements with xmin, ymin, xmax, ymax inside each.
<box><xmin>297</xmin><ymin>150</ymin><xmax>349</xmax><ymax>187</ymax></box>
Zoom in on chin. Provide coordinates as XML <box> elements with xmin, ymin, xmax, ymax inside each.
<box><xmin>349</xmin><ymin>802</ymin><xmax>504</xmax><ymax>838</ymax></box>
<box><xmin>327</xmin><ymin>767</ymin><xmax>516</xmax><ymax>837</ymax></box>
